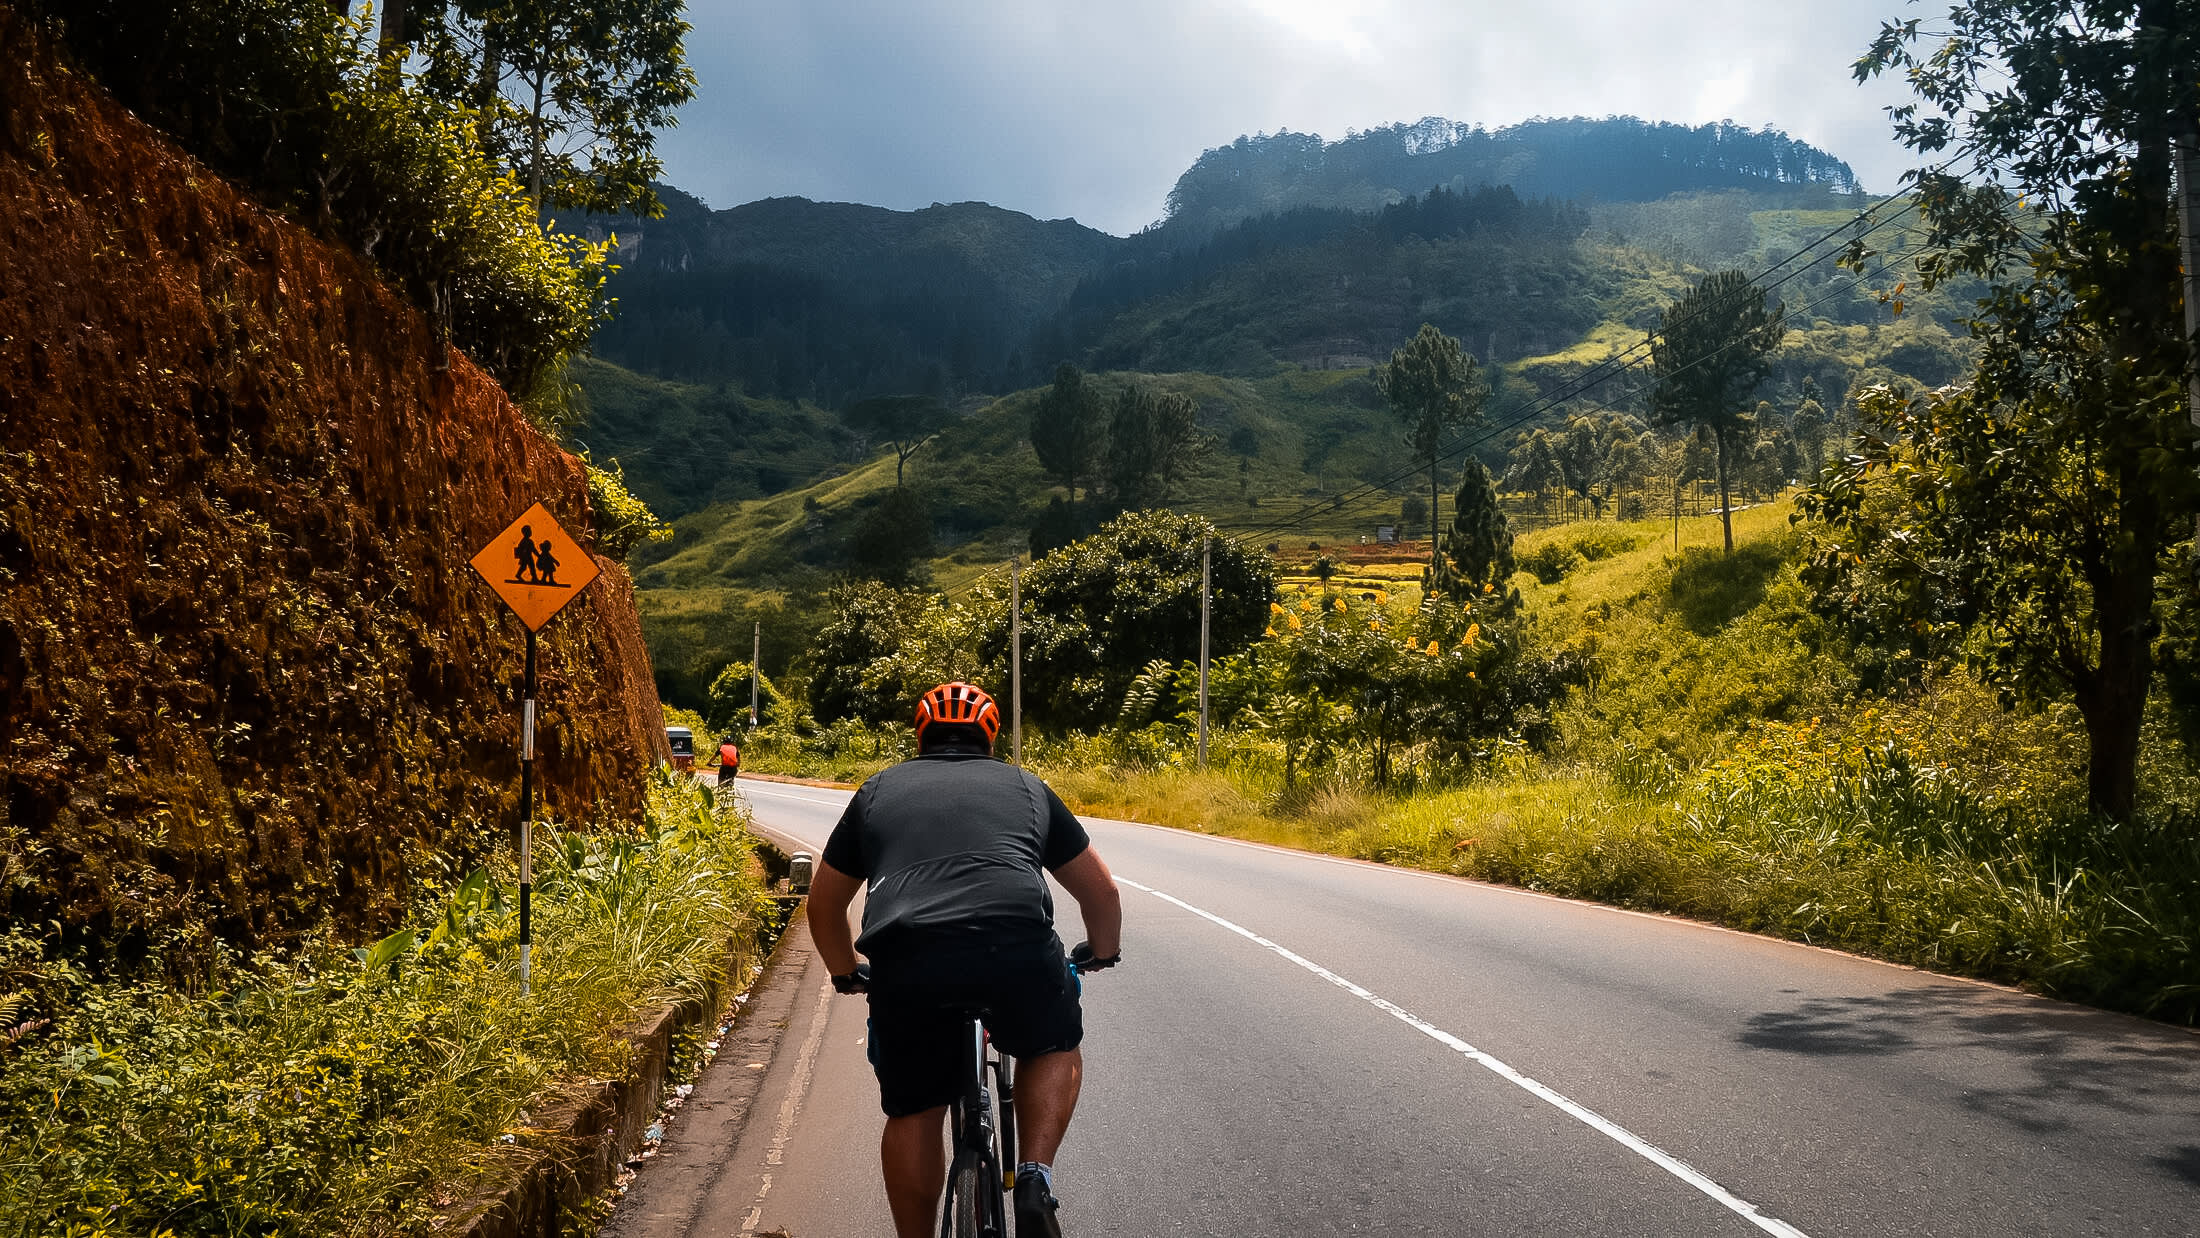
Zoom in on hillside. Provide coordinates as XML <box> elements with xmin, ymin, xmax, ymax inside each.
<box><xmin>586</xmin><ymin>189</ymin><xmax>1124</xmax><ymax>401</ymax></box>
<box><xmin>1156</xmin><ymin>117</ymin><xmax>1864</xmax><ymax>240</ymax></box>
<box><xmin>568</xmin><ymin>355</ymin><xmax>855</xmax><ymax>521</ymax></box>
<box><xmin>565</xmin><ymin>114</ymin><xmax>1980</xmax><ymax>701</ymax></box>
<box><xmin>0</xmin><ymin>17</ymin><xmax>664</xmax><ymax>952</ymax></box>
<box><xmin>573</xmin><ymin>118</ymin><xmax>1864</xmax><ymax>409</ymax></box>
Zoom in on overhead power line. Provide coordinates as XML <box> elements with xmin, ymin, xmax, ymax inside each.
<box><xmin>1215</xmin><ymin>192</ymin><xmax>1927</xmax><ymax>548</ymax></box>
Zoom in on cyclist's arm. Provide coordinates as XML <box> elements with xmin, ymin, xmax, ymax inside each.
<box><xmin>807</xmin><ymin>859</ymin><xmax>864</xmax><ymax>977</ymax></box>
<box><xmin>1052</xmin><ymin>847</ymin><xmax>1121</xmax><ymax>960</ymax></box>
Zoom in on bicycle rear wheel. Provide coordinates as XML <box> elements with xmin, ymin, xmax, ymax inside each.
<box><xmin>945</xmin><ymin>1150</ymin><xmax>984</xmax><ymax>1238</ymax></box>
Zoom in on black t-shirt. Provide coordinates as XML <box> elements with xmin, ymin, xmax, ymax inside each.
<box><xmin>822</xmin><ymin>754</ymin><xmax>1091</xmax><ymax>966</ymax></box>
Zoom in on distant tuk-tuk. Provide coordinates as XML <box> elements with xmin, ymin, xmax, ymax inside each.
<box><xmin>665</xmin><ymin>726</ymin><xmax>695</xmax><ymax>772</ymax></box>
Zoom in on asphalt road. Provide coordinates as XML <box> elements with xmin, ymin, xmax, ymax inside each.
<box><xmin>613</xmin><ymin>776</ymin><xmax>2200</xmax><ymax>1237</ymax></box>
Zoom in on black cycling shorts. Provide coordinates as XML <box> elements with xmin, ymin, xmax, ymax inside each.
<box><xmin>865</xmin><ymin>944</ymin><xmax>1083</xmax><ymax>1118</ymax></box>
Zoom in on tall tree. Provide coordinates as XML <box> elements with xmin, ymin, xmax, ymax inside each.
<box><xmin>1149</xmin><ymin>388</ymin><xmax>1206</xmax><ymax>502</ymax></box>
<box><xmin>1380</xmin><ymin>323</ymin><xmax>1487</xmax><ymax>575</ymax></box>
<box><xmin>1807</xmin><ymin>1</ymin><xmax>2200</xmax><ymax>820</ymax></box>
<box><xmin>843</xmin><ymin>394</ymin><xmax>950</xmax><ymax>486</ymax></box>
<box><xmin>1647</xmin><ymin>269</ymin><xmax>1785</xmax><ymax>553</ymax></box>
<box><xmin>1428</xmin><ymin>459</ymin><xmax>1516</xmax><ymax>605</ymax></box>
<box><xmin>848</xmin><ymin>487</ymin><xmax>934</xmax><ymax>585</ymax></box>
<box><xmin>1503</xmin><ymin>431</ymin><xmax>1566</xmax><ymax>512</ymax></box>
<box><xmin>1105</xmin><ymin>382</ymin><xmax>1205</xmax><ymax>508</ymax></box>
<box><xmin>413</xmin><ymin>0</ymin><xmax>696</xmax><ymax>215</ymax></box>
<box><xmin>1030</xmin><ymin>363</ymin><xmax>1105</xmax><ymax>507</ymax></box>
<box><xmin>1104</xmin><ymin>383</ymin><xmax>1161</xmax><ymax>508</ymax></box>
<box><xmin>1792</xmin><ymin>393</ymin><xmax>1830</xmax><ymax>480</ymax></box>
<box><xmin>1557</xmin><ymin>418</ymin><xmax>1605</xmax><ymax>517</ymax></box>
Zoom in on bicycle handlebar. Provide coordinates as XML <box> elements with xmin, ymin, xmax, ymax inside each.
<box><xmin>1069</xmin><ymin>941</ymin><xmax>1120</xmax><ymax>973</ymax></box>
<box><xmin>830</xmin><ymin>943</ymin><xmax>1120</xmax><ymax>996</ymax></box>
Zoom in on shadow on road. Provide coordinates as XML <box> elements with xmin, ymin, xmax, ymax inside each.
<box><xmin>1738</xmin><ymin>984</ymin><xmax>2200</xmax><ymax>1190</ymax></box>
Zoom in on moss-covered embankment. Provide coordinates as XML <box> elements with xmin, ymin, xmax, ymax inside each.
<box><xmin>0</xmin><ymin>8</ymin><xmax>665</xmax><ymax>955</ymax></box>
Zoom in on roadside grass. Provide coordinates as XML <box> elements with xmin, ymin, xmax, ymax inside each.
<box><xmin>1043</xmin><ymin>744</ymin><xmax>2199</xmax><ymax>1024</ymax></box>
<box><xmin>0</xmin><ymin>773</ymin><xmax>773</xmax><ymax>1238</ymax></box>
<box><xmin>739</xmin><ymin>723</ymin><xmax>907</xmax><ymax>786</ymax></box>
<box><xmin>1021</xmin><ymin>504</ymin><xmax>2196</xmax><ymax>1022</ymax></box>
<box><xmin>746</xmin><ymin>504</ymin><xmax>2194</xmax><ymax>1023</ymax></box>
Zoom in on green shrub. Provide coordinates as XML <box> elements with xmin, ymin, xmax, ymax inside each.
<box><xmin>585</xmin><ymin>457</ymin><xmax>674</xmax><ymax>560</ymax></box>
<box><xmin>0</xmin><ymin>775</ymin><xmax>771</xmax><ymax>1236</ymax></box>
<box><xmin>1515</xmin><ymin>523</ymin><xmax>1647</xmax><ymax>583</ymax></box>
<box><xmin>27</xmin><ymin>0</ymin><xmax>613</xmax><ymax>407</ymax></box>
<box><xmin>1519</xmin><ymin>540</ymin><xmax>1585</xmax><ymax>583</ymax></box>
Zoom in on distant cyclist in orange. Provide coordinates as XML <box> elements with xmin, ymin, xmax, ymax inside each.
<box><xmin>716</xmin><ymin>734</ymin><xmax>740</xmax><ymax>786</ymax></box>
<box><xmin>809</xmin><ymin>682</ymin><xmax>1122</xmax><ymax>1238</ymax></box>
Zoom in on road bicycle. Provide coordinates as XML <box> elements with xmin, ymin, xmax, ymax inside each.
<box><xmin>838</xmin><ymin>945</ymin><xmax>1116</xmax><ymax>1238</ymax></box>
<box><xmin>937</xmin><ymin>943</ymin><xmax>1115</xmax><ymax>1238</ymax></box>
<box><xmin>939</xmin><ymin>1007</ymin><xmax>1016</xmax><ymax>1238</ymax></box>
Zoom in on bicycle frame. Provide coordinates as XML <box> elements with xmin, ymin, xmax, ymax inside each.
<box><xmin>941</xmin><ymin>1015</ymin><xmax>1017</xmax><ymax>1238</ymax></box>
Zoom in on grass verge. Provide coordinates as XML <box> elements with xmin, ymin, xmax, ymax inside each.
<box><xmin>1032</xmin><ymin>725</ymin><xmax>2200</xmax><ymax>1026</ymax></box>
<box><xmin>0</xmin><ymin>772</ymin><xmax>773</xmax><ymax>1238</ymax></box>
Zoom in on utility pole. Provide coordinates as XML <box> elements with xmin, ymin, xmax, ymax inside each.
<box><xmin>1198</xmin><ymin>535</ymin><xmax>1212</xmax><ymax>767</ymax></box>
<box><xmin>1010</xmin><ymin>555</ymin><xmax>1023</xmax><ymax>765</ymax></box>
<box><xmin>750</xmin><ymin>621</ymin><xmax>761</xmax><ymax>728</ymax></box>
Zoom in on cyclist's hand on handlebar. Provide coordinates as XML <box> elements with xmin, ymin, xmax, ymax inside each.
<box><xmin>831</xmin><ymin>962</ymin><xmax>871</xmax><ymax>994</ymax></box>
<box><xmin>1069</xmin><ymin>941</ymin><xmax>1120</xmax><ymax>972</ymax></box>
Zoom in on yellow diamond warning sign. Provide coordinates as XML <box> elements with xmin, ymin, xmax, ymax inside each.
<box><xmin>470</xmin><ymin>503</ymin><xmax>599</xmax><ymax>631</ymax></box>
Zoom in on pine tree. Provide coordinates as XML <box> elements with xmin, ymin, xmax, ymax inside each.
<box><xmin>1426</xmin><ymin>459</ymin><xmax>1515</xmax><ymax>606</ymax></box>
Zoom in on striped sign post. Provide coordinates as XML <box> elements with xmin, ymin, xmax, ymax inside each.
<box><xmin>470</xmin><ymin>503</ymin><xmax>599</xmax><ymax>996</ymax></box>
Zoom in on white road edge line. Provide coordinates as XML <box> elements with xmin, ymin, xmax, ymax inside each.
<box><xmin>739</xmin><ymin>981</ymin><xmax>836</xmax><ymax>1235</ymax></box>
<box><xmin>1119</xmin><ymin>877</ymin><xmax>1811</xmax><ymax>1238</ymax></box>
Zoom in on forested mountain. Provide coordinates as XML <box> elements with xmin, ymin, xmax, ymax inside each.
<box><xmin>565</xmin><ymin>356</ymin><xmax>858</xmax><ymax>521</ymax></box>
<box><xmin>1042</xmin><ymin>186</ymin><xmax>1600</xmax><ymax>376</ymax></box>
<box><xmin>584</xmin><ymin>188</ymin><xmax>1121</xmax><ymax>403</ymax></box>
<box><xmin>570</xmin><ymin>113</ymin><xmax>1976</xmax><ymax>646</ymax></box>
<box><xmin>576</xmin><ymin>117</ymin><xmax>1859</xmax><ymax>409</ymax></box>
<box><xmin>1157</xmin><ymin>117</ymin><xmax>1864</xmax><ymax>240</ymax></box>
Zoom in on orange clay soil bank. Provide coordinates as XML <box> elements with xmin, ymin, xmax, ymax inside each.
<box><xmin>0</xmin><ymin>10</ymin><xmax>665</xmax><ymax>952</ymax></box>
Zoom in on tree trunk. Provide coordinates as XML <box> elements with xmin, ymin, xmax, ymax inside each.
<box><xmin>374</xmin><ymin>0</ymin><xmax>407</xmax><ymax>89</ymax></box>
<box><xmin>474</xmin><ymin>26</ymin><xmax>502</xmax><ymax>149</ymax></box>
<box><xmin>2082</xmin><ymin>477</ymin><xmax>2165</xmax><ymax>820</ymax></box>
<box><xmin>1430</xmin><ymin>464</ymin><xmax>1441</xmax><ymax>570</ymax></box>
<box><xmin>378</xmin><ymin>0</ymin><xmax>405</xmax><ymax>51</ymax></box>
<box><xmin>1714</xmin><ymin>425</ymin><xmax>1735</xmax><ymax>553</ymax></box>
<box><xmin>528</xmin><ymin>78</ymin><xmax>547</xmax><ymax>205</ymax></box>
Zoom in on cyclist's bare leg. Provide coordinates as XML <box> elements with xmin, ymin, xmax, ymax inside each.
<box><xmin>1010</xmin><ymin>1047</ymin><xmax>1083</xmax><ymax>1167</ymax></box>
<box><xmin>881</xmin><ymin>1105</ymin><xmax>947</xmax><ymax>1238</ymax></box>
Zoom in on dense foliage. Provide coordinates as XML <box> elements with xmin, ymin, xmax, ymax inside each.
<box><xmin>1011</xmin><ymin>512</ymin><xmax>1277</xmax><ymax>728</ymax></box>
<box><xmin>583</xmin><ymin>456</ymin><xmax>674</xmax><ymax>560</ymax></box>
<box><xmin>0</xmin><ymin>777</ymin><xmax>770</xmax><ymax>1237</ymax></box>
<box><xmin>23</xmin><ymin>0</ymin><xmax>633</xmax><ymax>405</ymax></box>
<box><xmin>407</xmin><ymin>0</ymin><xmax>695</xmax><ymax>215</ymax></box>
<box><xmin>1812</xmin><ymin>0</ymin><xmax>2200</xmax><ymax>818</ymax></box>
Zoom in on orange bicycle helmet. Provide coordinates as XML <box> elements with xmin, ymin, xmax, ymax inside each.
<box><xmin>914</xmin><ymin>681</ymin><xmax>1001</xmax><ymax>745</ymax></box>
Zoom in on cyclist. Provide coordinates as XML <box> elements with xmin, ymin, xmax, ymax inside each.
<box><xmin>808</xmin><ymin>681</ymin><xmax>1122</xmax><ymax>1238</ymax></box>
<box><xmin>715</xmin><ymin>734</ymin><xmax>740</xmax><ymax>786</ymax></box>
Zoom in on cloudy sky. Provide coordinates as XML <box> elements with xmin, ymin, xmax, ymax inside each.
<box><xmin>655</xmin><ymin>0</ymin><xmax>1926</xmax><ymax>236</ymax></box>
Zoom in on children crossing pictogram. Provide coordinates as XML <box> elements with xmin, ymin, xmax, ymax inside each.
<box><xmin>471</xmin><ymin>503</ymin><xmax>598</xmax><ymax>630</ymax></box>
